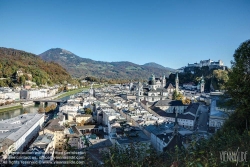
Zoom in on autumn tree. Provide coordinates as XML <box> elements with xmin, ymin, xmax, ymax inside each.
<box><xmin>38</xmin><ymin>107</ymin><xmax>45</xmax><ymax>113</ymax></box>
<box><xmin>78</xmin><ymin>120</ymin><xmax>85</xmax><ymax>126</ymax></box>
<box><xmin>182</xmin><ymin>98</ymin><xmax>191</xmax><ymax>105</ymax></box>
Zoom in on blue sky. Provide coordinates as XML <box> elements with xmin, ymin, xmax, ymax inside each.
<box><xmin>0</xmin><ymin>0</ymin><xmax>249</xmax><ymax>69</ymax></box>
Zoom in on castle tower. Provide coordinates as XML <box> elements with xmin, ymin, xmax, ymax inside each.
<box><xmin>200</xmin><ymin>75</ymin><xmax>205</xmax><ymax>93</ymax></box>
<box><xmin>175</xmin><ymin>73</ymin><xmax>179</xmax><ymax>93</ymax></box>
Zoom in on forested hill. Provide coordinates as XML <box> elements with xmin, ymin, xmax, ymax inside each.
<box><xmin>143</xmin><ymin>62</ymin><xmax>176</xmax><ymax>72</ymax></box>
<box><xmin>0</xmin><ymin>47</ymin><xmax>72</xmax><ymax>87</ymax></box>
<box><xmin>39</xmin><ymin>48</ymin><xmax>173</xmax><ymax>80</ymax></box>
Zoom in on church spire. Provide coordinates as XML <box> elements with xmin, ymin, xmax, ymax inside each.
<box><xmin>175</xmin><ymin>73</ymin><xmax>179</xmax><ymax>92</ymax></box>
<box><xmin>200</xmin><ymin>75</ymin><xmax>205</xmax><ymax>93</ymax></box>
<box><xmin>173</xmin><ymin>109</ymin><xmax>179</xmax><ymax>135</ymax></box>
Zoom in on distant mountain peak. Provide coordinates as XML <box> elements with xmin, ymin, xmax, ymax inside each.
<box><xmin>61</xmin><ymin>49</ymin><xmax>73</xmax><ymax>55</ymax></box>
<box><xmin>143</xmin><ymin>62</ymin><xmax>166</xmax><ymax>69</ymax></box>
<box><xmin>143</xmin><ymin>62</ymin><xmax>176</xmax><ymax>72</ymax></box>
<box><xmin>39</xmin><ymin>48</ymin><xmax>174</xmax><ymax>79</ymax></box>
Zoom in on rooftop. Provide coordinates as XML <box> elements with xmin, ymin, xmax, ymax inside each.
<box><xmin>154</xmin><ymin>99</ymin><xmax>187</xmax><ymax>107</ymax></box>
<box><xmin>0</xmin><ymin>114</ymin><xmax>44</xmax><ymax>141</ymax></box>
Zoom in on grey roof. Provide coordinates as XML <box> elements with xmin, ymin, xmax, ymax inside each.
<box><xmin>166</xmin><ymin>83</ymin><xmax>174</xmax><ymax>89</ymax></box>
<box><xmin>76</xmin><ymin>125</ymin><xmax>99</xmax><ymax>130</ymax></box>
<box><xmin>210</xmin><ymin>99</ymin><xmax>229</xmax><ymax>119</ymax></box>
<box><xmin>144</xmin><ymin>123</ymin><xmax>175</xmax><ymax>135</ymax></box>
<box><xmin>116</xmin><ymin>136</ymin><xmax>149</xmax><ymax>144</ymax></box>
<box><xmin>0</xmin><ymin>114</ymin><xmax>44</xmax><ymax>141</ymax></box>
<box><xmin>89</xmin><ymin>139</ymin><xmax>113</xmax><ymax>149</ymax></box>
<box><xmin>163</xmin><ymin>134</ymin><xmax>183</xmax><ymax>152</ymax></box>
<box><xmin>150</xmin><ymin>106</ymin><xmax>195</xmax><ymax>120</ymax></box>
<box><xmin>184</xmin><ymin>103</ymin><xmax>199</xmax><ymax>115</ymax></box>
<box><xmin>148</xmin><ymin>89</ymin><xmax>158</xmax><ymax>93</ymax></box>
<box><xmin>44</xmin><ymin>119</ymin><xmax>64</xmax><ymax>132</ymax></box>
<box><xmin>156</xmin><ymin>88</ymin><xmax>168</xmax><ymax>92</ymax></box>
<box><xmin>140</xmin><ymin>100</ymin><xmax>155</xmax><ymax>107</ymax></box>
<box><xmin>30</xmin><ymin>133</ymin><xmax>54</xmax><ymax>149</ymax></box>
<box><xmin>156</xmin><ymin>133</ymin><xmax>172</xmax><ymax>143</ymax></box>
<box><xmin>154</xmin><ymin>99</ymin><xmax>187</xmax><ymax>107</ymax></box>
<box><xmin>0</xmin><ymin>138</ymin><xmax>15</xmax><ymax>153</ymax></box>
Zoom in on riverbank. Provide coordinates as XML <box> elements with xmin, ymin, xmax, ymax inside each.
<box><xmin>0</xmin><ymin>85</ymin><xmax>104</xmax><ymax>113</ymax></box>
<box><xmin>0</xmin><ymin>104</ymin><xmax>23</xmax><ymax>113</ymax></box>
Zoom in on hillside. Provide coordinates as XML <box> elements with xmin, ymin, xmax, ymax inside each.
<box><xmin>143</xmin><ymin>62</ymin><xmax>176</xmax><ymax>72</ymax></box>
<box><xmin>143</xmin><ymin>62</ymin><xmax>166</xmax><ymax>70</ymax></box>
<box><xmin>39</xmin><ymin>48</ymin><xmax>173</xmax><ymax>80</ymax></box>
<box><xmin>0</xmin><ymin>47</ymin><xmax>72</xmax><ymax>87</ymax></box>
<box><xmin>166</xmin><ymin>66</ymin><xmax>229</xmax><ymax>91</ymax></box>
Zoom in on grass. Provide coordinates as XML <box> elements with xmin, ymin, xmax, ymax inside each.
<box><xmin>56</xmin><ymin>88</ymin><xmax>88</xmax><ymax>99</ymax></box>
<box><xmin>0</xmin><ymin>105</ymin><xmax>23</xmax><ymax>113</ymax></box>
<box><xmin>56</xmin><ymin>85</ymin><xmax>104</xmax><ymax>99</ymax></box>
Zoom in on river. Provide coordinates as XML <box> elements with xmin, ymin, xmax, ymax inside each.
<box><xmin>0</xmin><ymin>95</ymin><xmax>72</xmax><ymax>121</ymax></box>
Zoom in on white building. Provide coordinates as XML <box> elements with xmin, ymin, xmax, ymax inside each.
<box><xmin>59</xmin><ymin>103</ymin><xmax>84</xmax><ymax>113</ymax></box>
<box><xmin>0</xmin><ymin>113</ymin><xmax>44</xmax><ymax>155</ymax></box>
<box><xmin>187</xmin><ymin>59</ymin><xmax>224</xmax><ymax>68</ymax></box>
<box><xmin>102</xmin><ymin>108</ymin><xmax>120</xmax><ymax>126</ymax></box>
<box><xmin>209</xmin><ymin>99</ymin><xmax>229</xmax><ymax>131</ymax></box>
<box><xmin>0</xmin><ymin>91</ymin><xmax>20</xmax><ymax>100</ymax></box>
<box><xmin>20</xmin><ymin>89</ymin><xmax>49</xmax><ymax>99</ymax></box>
<box><xmin>183</xmin><ymin>83</ymin><xmax>196</xmax><ymax>90</ymax></box>
<box><xmin>144</xmin><ymin>101</ymin><xmax>200</xmax><ymax>130</ymax></box>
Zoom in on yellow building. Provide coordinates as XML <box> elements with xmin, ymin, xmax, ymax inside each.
<box><xmin>41</xmin><ymin>119</ymin><xmax>66</xmax><ymax>152</ymax></box>
<box><xmin>75</xmin><ymin>114</ymin><xmax>93</xmax><ymax>124</ymax></box>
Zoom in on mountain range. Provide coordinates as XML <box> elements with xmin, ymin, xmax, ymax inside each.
<box><xmin>39</xmin><ymin>48</ymin><xmax>176</xmax><ymax>80</ymax></box>
<box><xmin>143</xmin><ymin>62</ymin><xmax>176</xmax><ymax>71</ymax></box>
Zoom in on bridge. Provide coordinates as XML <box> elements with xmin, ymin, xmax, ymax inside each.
<box><xmin>33</xmin><ymin>99</ymin><xmax>67</xmax><ymax>105</ymax></box>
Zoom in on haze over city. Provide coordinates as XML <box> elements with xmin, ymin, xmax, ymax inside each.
<box><xmin>1</xmin><ymin>0</ymin><xmax>250</xmax><ymax>68</ymax></box>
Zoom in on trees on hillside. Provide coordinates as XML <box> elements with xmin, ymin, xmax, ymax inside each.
<box><xmin>212</xmin><ymin>69</ymin><xmax>229</xmax><ymax>90</ymax></box>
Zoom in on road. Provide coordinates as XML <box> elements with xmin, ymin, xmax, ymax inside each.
<box><xmin>196</xmin><ymin>105</ymin><xmax>209</xmax><ymax>132</ymax></box>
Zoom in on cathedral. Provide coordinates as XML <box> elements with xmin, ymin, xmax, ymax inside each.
<box><xmin>137</xmin><ymin>74</ymin><xmax>179</xmax><ymax>102</ymax></box>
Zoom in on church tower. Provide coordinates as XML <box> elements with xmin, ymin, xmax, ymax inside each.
<box><xmin>137</xmin><ymin>82</ymin><xmax>143</xmax><ymax>102</ymax></box>
<box><xmin>149</xmin><ymin>74</ymin><xmax>156</xmax><ymax>90</ymax></box>
<box><xmin>162</xmin><ymin>74</ymin><xmax>166</xmax><ymax>88</ymax></box>
<box><xmin>175</xmin><ymin>73</ymin><xmax>179</xmax><ymax>93</ymax></box>
<box><xmin>200</xmin><ymin>75</ymin><xmax>205</xmax><ymax>93</ymax></box>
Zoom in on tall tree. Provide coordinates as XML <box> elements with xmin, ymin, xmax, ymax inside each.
<box><xmin>224</xmin><ymin>39</ymin><xmax>250</xmax><ymax>133</ymax></box>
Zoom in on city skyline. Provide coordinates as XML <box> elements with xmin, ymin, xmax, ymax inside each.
<box><xmin>0</xmin><ymin>0</ymin><xmax>250</xmax><ymax>69</ymax></box>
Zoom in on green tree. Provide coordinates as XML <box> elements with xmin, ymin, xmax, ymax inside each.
<box><xmin>224</xmin><ymin>39</ymin><xmax>250</xmax><ymax>133</ymax></box>
<box><xmin>172</xmin><ymin>90</ymin><xmax>178</xmax><ymax>100</ymax></box>
<box><xmin>19</xmin><ymin>75</ymin><xmax>26</xmax><ymax>85</ymax></box>
<box><xmin>85</xmin><ymin>108</ymin><xmax>92</xmax><ymax>115</ymax></box>
<box><xmin>213</xmin><ymin>69</ymin><xmax>229</xmax><ymax>90</ymax></box>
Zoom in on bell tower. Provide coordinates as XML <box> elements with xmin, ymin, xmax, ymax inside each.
<box><xmin>175</xmin><ymin>73</ymin><xmax>179</xmax><ymax>93</ymax></box>
<box><xmin>200</xmin><ymin>75</ymin><xmax>205</xmax><ymax>93</ymax></box>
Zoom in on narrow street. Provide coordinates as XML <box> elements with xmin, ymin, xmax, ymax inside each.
<box><xmin>197</xmin><ymin>105</ymin><xmax>209</xmax><ymax>132</ymax></box>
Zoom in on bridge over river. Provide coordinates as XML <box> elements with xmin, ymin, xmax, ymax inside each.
<box><xmin>33</xmin><ymin>99</ymin><xmax>67</xmax><ymax>105</ymax></box>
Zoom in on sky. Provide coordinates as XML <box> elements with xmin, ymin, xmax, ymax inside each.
<box><xmin>0</xmin><ymin>0</ymin><xmax>250</xmax><ymax>69</ymax></box>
